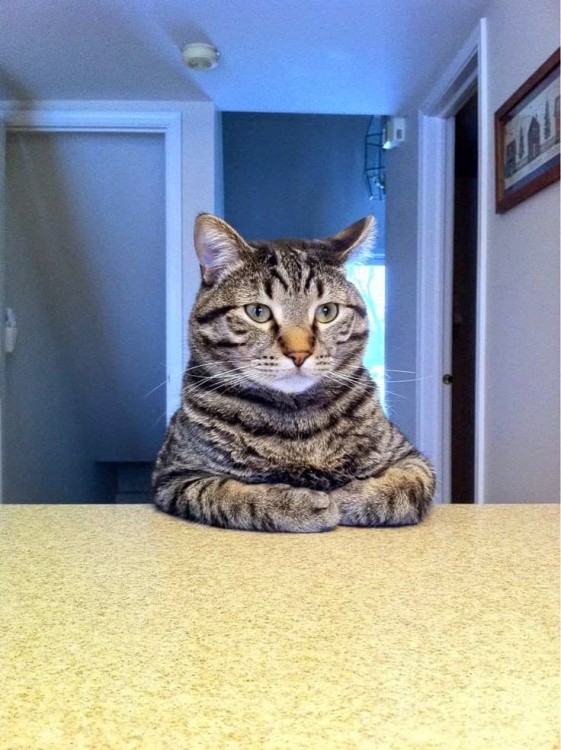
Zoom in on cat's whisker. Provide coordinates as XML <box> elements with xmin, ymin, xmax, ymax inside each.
<box><xmin>181</xmin><ymin>363</ymin><xmax>212</xmax><ymax>373</ymax></box>
<box><xmin>184</xmin><ymin>366</ymin><xmax>255</xmax><ymax>392</ymax></box>
<box><xmin>319</xmin><ymin>375</ymin><xmax>351</xmax><ymax>391</ymax></box>
<box><xmin>182</xmin><ymin>365</ymin><xmax>256</xmax><ymax>394</ymax></box>
<box><xmin>182</xmin><ymin>360</ymin><xmax>257</xmax><ymax>377</ymax></box>
<box><xmin>384</xmin><ymin>376</ymin><xmax>430</xmax><ymax>384</ymax></box>
<box><xmin>195</xmin><ymin>374</ymin><xmax>251</xmax><ymax>396</ymax></box>
<box><xmin>321</xmin><ymin>370</ymin><xmax>369</xmax><ymax>387</ymax></box>
<box><xmin>384</xmin><ymin>390</ymin><xmax>408</xmax><ymax>400</ymax></box>
<box><xmin>184</xmin><ymin>364</ymin><xmax>255</xmax><ymax>382</ymax></box>
<box><xmin>320</xmin><ymin>371</ymin><xmax>356</xmax><ymax>384</ymax></box>
<box><xmin>152</xmin><ymin>408</ymin><xmax>169</xmax><ymax>427</ymax></box>
<box><xmin>319</xmin><ymin>372</ymin><xmax>371</xmax><ymax>392</ymax></box>
<box><xmin>144</xmin><ymin>368</ymin><xmax>184</xmax><ymax>398</ymax></box>
<box><xmin>144</xmin><ymin>379</ymin><xmax>168</xmax><ymax>398</ymax></box>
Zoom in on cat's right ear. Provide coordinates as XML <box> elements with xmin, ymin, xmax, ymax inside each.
<box><xmin>194</xmin><ymin>214</ymin><xmax>250</xmax><ymax>285</ymax></box>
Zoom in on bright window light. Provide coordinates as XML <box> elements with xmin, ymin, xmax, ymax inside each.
<box><xmin>346</xmin><ymin>263</ymin><xmax>386</xmax><ymax>409</ymax></box>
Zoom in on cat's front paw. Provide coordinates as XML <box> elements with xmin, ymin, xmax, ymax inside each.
<box><xmin>275</xmin><ymin>486</ymin><xmax>340</xmax><ymax>533</ymax></box>
<box><xmin>331</xmin><ymin>478</ymin><xmax>429</xmax><ymax>527</ymax></box>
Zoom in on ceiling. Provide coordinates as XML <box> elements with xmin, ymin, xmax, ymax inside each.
<box><xmin>0</xmin><ymin>0</ymin><xmax>490</xmax><ymax>114</ymax></box>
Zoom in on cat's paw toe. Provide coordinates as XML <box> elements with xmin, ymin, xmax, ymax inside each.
<box><xmin>279</xmin><ymin>487</ymin><xmax>339</xmax><ymax>532</ymax></box>
<box><xmin>307</xmin><ymin>490</ymin><xmax>331</xmax><ymax>510</ymax></box>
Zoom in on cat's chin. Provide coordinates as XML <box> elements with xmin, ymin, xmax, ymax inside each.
<box><xmin>268</xmin><ymin>373</ymin><xmax>318</xmax><ymax>394</ymax></box>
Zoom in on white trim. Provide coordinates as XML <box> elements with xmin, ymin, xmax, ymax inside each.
<box><xmin>0</xmin><ymin>99</ymin><xmax>209</xmax><ymax>112</ymax></box>
<box><xmin>0</xmin><ymin>108</ymin><xmax>184</xmax><ymax>421</ymax></box>
<box><xmin>441</xmin><ymin>117</ymin><xmax>456</xmax><ymax>502</ymax></box>
<box><xmin>162</xmin><ymin>114</ymin><xmax>184</xmax><ymax>418</ymax></box>
<box><xmin>1</xmin><ymin>109</ymin><xmax>180</xmax><ymax>134</ymax></box>
<box><xmin>416</xmin><ymin>19</ymin><xmax>488</xmax><ymax>504</ymax></box>
<box><xmin>416</xmin><ymin>114</ymin><xmax>447</xmax><ymax>501</ymax></box>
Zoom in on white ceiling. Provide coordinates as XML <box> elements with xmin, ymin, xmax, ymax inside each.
<box><xmin>0</xmin><ymin>0</ymin><xmax>490</xmax><ymax>114</ymax></box>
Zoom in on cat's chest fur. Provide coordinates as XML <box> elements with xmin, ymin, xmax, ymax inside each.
<box><xmin>188</xmin><ymin>389</ymin><xmax>382</xmax><ymax>490</ymax></box>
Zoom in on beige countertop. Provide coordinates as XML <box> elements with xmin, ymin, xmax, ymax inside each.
<box><xmin>1</xmin><ymin>504</ymin><xmax>559</xmax><ymax>749</ymax></box>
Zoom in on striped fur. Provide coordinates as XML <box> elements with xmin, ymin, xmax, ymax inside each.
<box><xmin>153</xmin><ymin>214</ymin><xmax>435</xmax><ymax>532</ymax></box>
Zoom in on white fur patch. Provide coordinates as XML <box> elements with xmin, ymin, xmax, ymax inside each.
<box><xmin>269</xmin><ymin>373</ymin><xmax>318</xmax><ymax>394</ymax></box>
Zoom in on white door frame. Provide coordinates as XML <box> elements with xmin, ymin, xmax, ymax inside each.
<box><xmin>416</xmin><ymin>19</ymin><xmax>489</xmax><ymax>504</ymax></box>
<box><xmin>0</xmin><ymin>109</ymin><xmax>183</xmax><ymax>423</ymax></box>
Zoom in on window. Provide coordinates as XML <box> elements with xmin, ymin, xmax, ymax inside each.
<box><xmin>346</xmin><ymin>263</ymin><xmax>386</xmax><ymax>408</ymax></box>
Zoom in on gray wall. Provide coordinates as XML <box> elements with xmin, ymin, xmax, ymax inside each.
<box><xmin>384</xmin><ymin>114</ymin><xmax>419</xmax><ymax>441</ymax></box>
<box><xmin>482</xmin><ymin>0</ymin><xmax>560</xmax><ymax>503</ymax></box>
<box><xmin>5</xmin><ymin>131</ymin><xmax>166</xmax><ymax>503</ymax></box>
<box><xmin>222</xmin><ymin>113</ymin><xmax>385</xmax><ymax>249</ymax></box>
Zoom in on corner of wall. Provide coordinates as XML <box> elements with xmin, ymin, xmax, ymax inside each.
<box><xmin>384</xmin><ymin>111</ymin><xmax>420</xmax><ymax>442</ymax></box>
<box><xmin>214</xmin><ymin>109</ymin><xmax>225</xmax><ymax>218</ymax></box>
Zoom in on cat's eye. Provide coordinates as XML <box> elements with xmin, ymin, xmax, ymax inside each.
<box><xmin>245</xmin><ymin>303</ymin><xmax>272</xmax><ymax>323</ymax></box>
<box><xmin>315</xmin><ymin>302</ymin><xmax>339</xmax><ymax>323</ymax></box>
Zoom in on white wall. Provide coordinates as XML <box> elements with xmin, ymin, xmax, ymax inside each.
<box><xmin>482</xmin><ymin>0</ymin><xmax>560</xmax><ymax>503</ymax></box>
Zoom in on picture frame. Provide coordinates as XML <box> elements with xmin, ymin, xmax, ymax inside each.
<box><xmin>495</xmin><ymin>48</ymin><xmax>560</xmax><ymax>214</ymax></box>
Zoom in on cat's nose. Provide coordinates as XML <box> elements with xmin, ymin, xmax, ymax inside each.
<box><xmin>279</xmin><ymin>326</ymin><xmax>314</xmax><ymax>368</ymax></box>
<box><xmin>286</xmin><ymin>350</ymin><xmax>312</xmax><ymax>368</ymax></box>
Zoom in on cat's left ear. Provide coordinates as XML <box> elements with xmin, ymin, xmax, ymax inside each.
<box><xmin>323</xmin><ymin>215</ymin><xmax>376</xmax><ymax>264</ymax></box>
<box><xmin>194</xmin><ymin>214</ymin><xmax>251</xmax><ymax>284</ymax></box>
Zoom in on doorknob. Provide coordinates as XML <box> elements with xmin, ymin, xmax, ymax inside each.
<box><xmin>442</xmin><ymin>373</ymin><xmax>453</xmax><ymax>385</ymax></box>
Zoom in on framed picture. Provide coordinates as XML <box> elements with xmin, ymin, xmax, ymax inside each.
<box><xmin>495</xmin><ymin>48</ymin><xmax>560</xmax><ymax>214</ymax></box>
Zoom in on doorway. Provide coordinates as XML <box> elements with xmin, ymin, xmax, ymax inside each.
<box><xmin>416</xmin><ymin>20</ymin><xmax>488</xmax><ymax>504</ymax></box>
<box><xmin>3</xmin><ymin>130</ymin><xmax>167</xmax><ymax>503</ymax></box>
<box><xmin>450</xmin><ymin>92</ymin><xmax>478</xmax><ymax>502</ymax></box>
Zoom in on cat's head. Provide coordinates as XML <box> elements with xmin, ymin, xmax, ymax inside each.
<box><xmin>189</xmin><ymin>214</ymin><xmax>375</xmax><ymax>395</ymax></box>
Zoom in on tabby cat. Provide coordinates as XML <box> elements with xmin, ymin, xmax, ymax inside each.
<box><xmin>153</xmin><ymin>214</ymin><xmax>435</xmax><ymax>532</ymax></box>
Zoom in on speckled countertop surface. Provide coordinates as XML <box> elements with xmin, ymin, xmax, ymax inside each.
<box><xmin>0</xmin><ymin>504</ymin><xmax>559</xmax><ymax>749</ymax></box>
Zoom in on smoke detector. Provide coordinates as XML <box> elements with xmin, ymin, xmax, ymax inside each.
<box><xmin>182</xmin><ymin>43</ymin><xmax>220</xmax><ymax>71</ymax></box>
<box><xmin>383</xmin><ymin>117</ymin><xmax>406</xmax><ymax>149</ymax></box>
